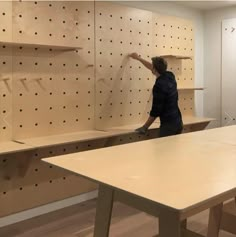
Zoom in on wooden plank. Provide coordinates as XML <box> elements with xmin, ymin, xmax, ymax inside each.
<box><xmin>178</xmin><ymin>87</ymin><xmax>204</xmax><ymax>91</ymax></box>
<box><xmin>160</xmin><ymin>55</ymin><xmax>193</xmax><ymax>60</ymax></box>
<box><xmin>17</xmin><ymin>130</ymin><xmax>110</xmax><ymax>148</ymax></box>
<box><xmin>0</xmin><ymin>141</ymin><xmax>34</xmax><ymax>155</ymax></box>
<box><xmin>182</xmin><ymin>116</ymin><xmax>215</xmax><ymax>126</ymax></box>
<box><xmin>0</xmin><ymin>41</ymin><xmax>82</xmax><ymax>50</ymax></box>
<box><xmin>15</xmin><ymin>116</ymin><xmax>214</xmax><ymax>149</ymax></box>
<box><xmin>103</xmin><ymin>116</ymin><xmax>214</xmax><ymax>135</ymax></box>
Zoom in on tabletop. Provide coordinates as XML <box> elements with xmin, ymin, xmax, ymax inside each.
<box><xmin>43</xmin><ymin>125</ymin><xmax>236</xmax><ymax>212</ymax></box>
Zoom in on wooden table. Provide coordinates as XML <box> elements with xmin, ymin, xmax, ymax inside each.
<box><xmin>43</xmin><ymin>125</ymin><xmax>236</xmax><ymax>237</ymax></box>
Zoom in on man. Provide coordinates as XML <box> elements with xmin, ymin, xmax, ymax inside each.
<box><xmin>129</xmin><ymin>53</ymin><xmax>183</xmax><ymax>137</ymax></box>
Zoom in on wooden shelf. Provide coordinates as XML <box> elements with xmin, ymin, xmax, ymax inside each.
<box><xmin>160</xmin><ymin>55</ymin><xmax>193</xmax><ymax>60</ymax></box>
<box><xmin>178</xmin><ymin>87</ymin><xmax>204</xmax><ymax>91</ymax></box>
<box><xmin>153</xmin><ymin>116</ymin><xmax>215</xmax><ymax>127</ymax></box>
<box><xmin>15</xmin><ymin>117</ymin><xmax>215</xmax><ymax>149</ymax></box>
<box><xmin>98</xmin><ymin>116</ymin><xmax>215</xmax><ymax>135</ymax></box>
<box><xmin>0</xmin><ymin>41</ymin><xmax>82</xmax><ymax>51</ymax></box>
<box><xmin>0</xmin><ymin>141</ymin><xmax>34</xmax><ymax>155</ymax></box>
<box><xmin>181</xmin><ymin>116</ymin><xmax>215</xmax><ymax>126</ymax></box>
<box><xmin>0</xmin><ymin>141</ymin><xmax>35</xmax><ymax>178</ymax></box>
<box><xmin>17</xmin><ymin>130</ymin><xmax>111</xmax><ymax>149</ymax></box>
<box><xmin>101</xmin><ymin>122</ymin><xmax>158</xmax><ymax>136</ymax></box>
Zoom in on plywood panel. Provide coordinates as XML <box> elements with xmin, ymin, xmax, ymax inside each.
<box><xmin>153</xmin><ymin>14</ymin><xmax>195</xmax><ymax>118</ymax></box>
<box><xmin>0</xmin><ymin>138</ymin><xmax>108</xmax><ymax>194</ymax></box>
<box><xmin>0</xmin><ymin>1</ymin><xmax>12</xmax><ymax>42</ymax></box>
<box><xmin>153</xmin><ymin>14</ymin><xmax>194</xmax><ymax>57</ymax></box>
<box><xmin>95</xmin><ymin>2</ymin><xmax>153</xmax><ymax>129</ymax></box>
<box><xmin>12</xmin><ymin>1</ymin><xmax>95</xmax><ymax>139</ymax></box>
<box><xmin>0</xmin><ymin>175</ymin><xmax>97</xmax><ymax>217</ymax></box>
<box><xmin>0</xmin><ymin>1</ymin><xmax>97</xmax><ymax>218</ymax></box>
<box><xmin>152</xmin><ymin>14</ymin><xmax>173</xmax><ymax>56</ymax></box>
<box><xmin>0</xmin><ymin>45</ymin><xmax>13</xmax><ymax>142</ymax></box>
<box><xmin>0</xmin><ymin>1</ymin><xmax>13</xmax><ymax>142</ymax></box>
<box><xmin>95</xmin><ymin>6</ymin><xmax>195</xmax><ymax>130</ymax></box>
<box><xmin>179</xmin><ymin>91</ymin><xmax>195</xmax><ymax>117</ymax></box>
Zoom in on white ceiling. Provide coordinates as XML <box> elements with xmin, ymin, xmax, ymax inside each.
<box><xmin>176</xmin><ymin>1</ymin><xmax>236</xmax><ymax>11</ymax></box>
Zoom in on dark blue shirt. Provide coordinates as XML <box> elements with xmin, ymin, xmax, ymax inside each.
<box><xmin>150</xmin><ymin>71</ymin><xmax>182</xmax><ymax>124</ymax></box>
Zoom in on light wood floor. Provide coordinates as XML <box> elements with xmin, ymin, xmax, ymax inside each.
<box><xmin>0</xmin><ymin>199</ymin><xmax>235</xmax><ymax>237</ymax></box>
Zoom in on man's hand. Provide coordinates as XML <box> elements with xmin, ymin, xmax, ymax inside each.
<box><xmin>135</xmin><ymin>126</ymin><xmax>148</xmax><ymax>135</ymax></box>
<box><xmin>128</xmin><ymin>53</ymin><xmax>152</xmax><ymax>71</ymax></box>
<box><xmin>129</xmin><ymin>52</ymin><xmax>140</xmax><ymax>60</ymax></box>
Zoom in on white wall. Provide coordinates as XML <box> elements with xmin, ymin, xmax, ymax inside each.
<box><xmin>204</xmin><ymin>6</ymin><xmax>236</xmax><ymax>128</ymax></box>
<box><xmin>117</xmin><ymin>1</ymin><xmax>205</xmax><ymax>117</ymax></box>
<box><xmin>222</xmin><ymin>18</ymin><xmax>236</xmax><ymax>127</ymax></box>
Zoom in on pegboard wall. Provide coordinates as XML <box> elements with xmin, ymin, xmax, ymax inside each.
<box><xmin>0</xmin><ymin>1</ymin><xmax>197</xmax><ymax>218</ymax></box>
<box><xmin>0</xmin><ymin>1</ymin><xmax>13</xmax><ymax>142</ymax></box>
<box><xmin>95</xmin><ymin>3</ymin><xmax>195</xmax><ymax>129</ymax></box>
<box><xmin>151</xmin><ymin>13</ymin><xmax>195</xmax><ymax>118</ymax></box>
<box><xmin>0</xmin><ymin>1</ymin><xmax>196</xmax><ymax>139</ymax></box>
<box><xmin>153</xmin><ymin>14</ymin><xmax>194</xmax><ymax>57</ymax></box>
<box><xmin>0</xmin><ymin>144</ymin><xmax>98</xmax><ymax>217</ymax></box>
<box><xmin>0</xmin><ymin>0</ymin><xmax>97</xmax><ymax>218</ymax></box>
<box><xmin>95</xmin><ymin>2</ymin><xmax>153</xmax><ymax>129</ymax></box>
<box><xmin>10</xmin><ymin>1</ymin><xmax>95</xmax><ymax>139</ymax></box>
<box><xmin>153</xmin><ymin>14</ymin><xmax>195</xmax><ymax>117</ymax></box>
<box><xmin>0</xmin><ymin>130</ymin><xmax>159</xmax><ymax>217</ymax></box>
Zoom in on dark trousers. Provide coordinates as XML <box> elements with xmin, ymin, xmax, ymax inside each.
<box><xmin>159</xmin><ymin>121</ymin><xmax>183</xmax><ymax>138</ymax></box>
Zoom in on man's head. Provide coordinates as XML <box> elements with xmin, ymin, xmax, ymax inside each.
<box><xmin>151</xmin><ymin>57</ymin><xmax>167</xmax><ymax>76</ymax></box>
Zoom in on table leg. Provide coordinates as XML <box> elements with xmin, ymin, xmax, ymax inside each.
<box><xmin>207</xmin><ymin>203</ymin><xmax>223</xmax><ymax>237</ymax></box>
<box><xmin>94</xmin><ymin>184</ymin><xmax>114</xmax><ymax>237</ymax></box>
<box><xmin>181</xmin><ymin>219</ymin><xmax>187</xmax><ymax>229</ymax></box>
<box><xmin>159</xmin><ymin>210</ymin><xmax>181</xmax><ymax>237</ymax></box>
